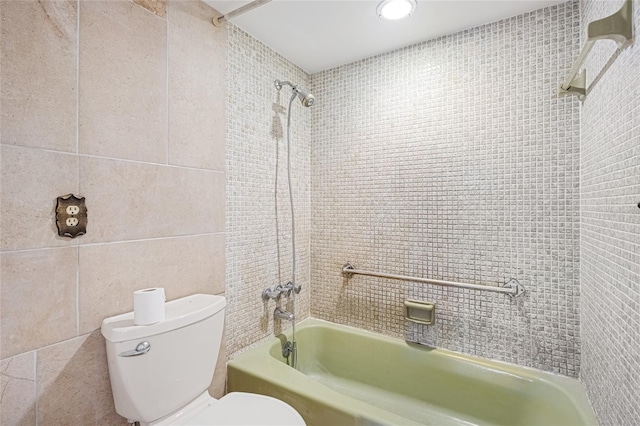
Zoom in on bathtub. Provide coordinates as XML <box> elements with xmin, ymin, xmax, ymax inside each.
<box><xmin>227</xmin><ymin>318</ymin><xmax>597</xmax><ymax>426</ymax></box>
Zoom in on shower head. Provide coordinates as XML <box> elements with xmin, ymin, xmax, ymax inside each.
<box><xmin>294</xmin><ymin>88</ymin><xmax>315</xmax><ymax>107</ymax></box>
<box><xmin>275</xmin><ymin>79</ymin><xmax>315</xmax><ymax>107</ymax></box>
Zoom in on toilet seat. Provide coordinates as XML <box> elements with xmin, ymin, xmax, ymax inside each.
<box><xmin>172</xmin><ymin>392</ymin><xmax>305</xmax><ymax>426</ymax></box>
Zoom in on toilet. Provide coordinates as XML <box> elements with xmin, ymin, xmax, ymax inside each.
<box><xmin>101</xmin><ymin>294</ymin><xmax>305</xmax><ymax>425</ymax></box>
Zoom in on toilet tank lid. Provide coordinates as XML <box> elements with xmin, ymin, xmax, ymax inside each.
<box><xmin>101</xmin><ymin>294</ymin><xmax>226</xmax><ymax>343</ymax></box>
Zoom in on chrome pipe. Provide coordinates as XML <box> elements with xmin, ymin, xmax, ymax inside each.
<box><xmin>342</xmin><ymin>262</ymin><xmax>525</xmax><ymax>298</ymax></box>
<box><xmin>212</xmin><ymin>0</ymin><xmax>272</xmax><ymax>26</ymax></box>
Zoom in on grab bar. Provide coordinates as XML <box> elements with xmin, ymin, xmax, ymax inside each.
<box><xmin>342</xmin><ymin>262</ymin><xmax>525</xmax><ymax>298</ymax></box>
<box><xmin>559</xmin><ymin>0</ymin><xmax>633</xmax><ymax>99</ymax></box>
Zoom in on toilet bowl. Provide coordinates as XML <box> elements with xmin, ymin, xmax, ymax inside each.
<box><xmin>153</xmin><ymin>391</ymin><xmax>304</xmax><ymax>425</ymax></box>
<box><xmin>101</xmin><ymin>294</ymin><xmax>305</xmax><ymax>425</ymax></box>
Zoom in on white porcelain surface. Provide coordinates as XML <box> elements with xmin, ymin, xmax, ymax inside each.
<box><xmin>181</xmin><ymin>392</ymin><xmax>305</xmax><ymax>426</ymax></box>
<box><xmin>102</xmin><ymin>294</ymin><xmax>225</xmax><ymax>423</ymax></box>
<box><xmin>102</xmin><ymin>294</ymin><xmax>226</xmax><ymax>342</ymax></box>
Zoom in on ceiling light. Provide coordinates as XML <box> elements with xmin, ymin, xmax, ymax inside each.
<box><xmin>377</xmin><ymin>0</ymin><xmax>417</xmax><ymax>20</ymax></box>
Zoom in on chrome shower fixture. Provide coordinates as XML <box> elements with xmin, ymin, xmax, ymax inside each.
<box><xmin>275</xmin><ymin>79</ymin><xmax>315</xmax><ymax>107</ymax></box>
<box><xmin>262</xmin><ymin>281</ymin><xmax>301</xmax><ymax>301</ymax></box>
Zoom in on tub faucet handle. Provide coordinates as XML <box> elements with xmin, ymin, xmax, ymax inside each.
<box><xmin>262</xmin><ymin>284</ymin><xmax>283</xmax><ymax>301</ymax></box>
<box><xmin>283</xmin><ymin>281</ymin><xmax>302</xmax><ymax>296</ymax></box>
<box><xmin>282</xmin><ymin>282</ymin><xmax>293</xmax><ymax>297</ymax></box>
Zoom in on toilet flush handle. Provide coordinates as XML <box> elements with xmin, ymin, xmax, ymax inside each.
<box><xmin>118</xmin><ymin>341</ymin><xmax>151</xmax><ymax>357</ymax></box>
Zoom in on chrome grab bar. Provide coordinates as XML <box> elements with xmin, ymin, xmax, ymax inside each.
<box><xmin>118</xmin><ymin>341</ymin><xmax>151</xmax><ymax>357</ymax></box>
<box><xmin>342</xmin><ymin>262</ymin><xmax>525</xmax><ymax>298</ymax></box>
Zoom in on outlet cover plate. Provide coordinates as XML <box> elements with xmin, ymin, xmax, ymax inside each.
<box><xmin>55</xmin><ymin>194</ymin><xmax>87</xmax><ymax>238</ymax></box>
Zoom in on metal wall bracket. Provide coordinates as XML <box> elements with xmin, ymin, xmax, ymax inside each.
<box><xmin>343</xmin><ymin>262</ymin><xmax>356</xmax><ymax>278</ymax></box>
<box><xmin>559</xmin><ymin>0</ymin><xmax>634</xmax><ymax>100</ymax></box>
<box><xmin>587</xmin><ymin>0</ymin><xmax>634</xmax><ymax>47</ymax></box>
<box><xmin>503</xmin><ymin>279</ymin><xmax>526</xmax><ymax>299</ymax></box>
<box><xmin>559</xmin><ymin>69</ymin><xmax>586</xmax><ymax>99</ymax></box>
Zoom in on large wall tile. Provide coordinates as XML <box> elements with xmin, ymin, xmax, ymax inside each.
<box><xmin>78</xmin><ymin>234</ymin><xmax>225</xmax><ymax>333</ymax></box>
<box><xmin>0</xmin><ymin>248</ymin><xmax>78</xmax><ymax>359</ymax></box>
<box><xmin>79</xmin><ymin>156</ymin><xmax>224</xmax><ymax>244</ymax></box>
<box><xmin>0</xmin><ymin>145</ymin><xmax>78</xmax><ymax>251</ymax></box>
<box><xmin>0</xmin><ymin>0</ymin><xmax>77</xmax><ymax>152</ymax></box>
<box><xmin>1</xmin><ymin>0</ymin><xmax>228</xmax><ymax>421</ymax></box>
<box><xmin>168</xmin><ymin>1</ymin><xmax>226</xmax><ymax>170</ymax></box>
<box><xmin>1</xmin><ymin>352</ymin><xmax>36</xmax><ymax>426</ymax></box>
<box><xmin>167</xmin><ymin>1</ymin><xmax>220</xmax><ymax>42</ymax></box>
<box><xmin>79</xmin><ymin>0</ymin><xmax>167</xmax><ymax>163</ymax></box>
<box><xmin>36</xmin><ymin>332</ymin><xmax>126</xmax><ymax>425</ymax></box>
<box><xmin>209</xmin><ymin>328</ymin><xmax>227</xmax><ymax>399</ymax></box>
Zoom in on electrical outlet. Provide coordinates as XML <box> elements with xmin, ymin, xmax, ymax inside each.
<box><xmin>55</xmin><ymin>194</ymin><xmax>87</xmax><ymax>238</ymax></box>
<box><xmin>66</xmin><ymin>205</ymin><xmax>80</xmax><ymax>215</ymax></box>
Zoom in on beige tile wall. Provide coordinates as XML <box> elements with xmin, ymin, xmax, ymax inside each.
<box><xmin>78</xmin><ymin>0</ymin><xmax>168</xmax><ymax>163</ymax></box>
<box><xmin>0</xmin><ymin>1</ymin><xmax>227</xmax><ymax>423</ymax></box>
<box><xmin>1</xmin><ymin>352</ymin><xmax>36</xmax><ymax>426</ymax></box>
<box><xmin>0</xmin><ymin>0</ymin><xmax>77</xmax><ymax>153</ymax></box>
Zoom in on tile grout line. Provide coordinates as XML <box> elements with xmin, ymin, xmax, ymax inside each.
<box><xmin>34</xmin><ymin>349</ymin><xmax>38</xmax><ymax>426</ymax></box>
<box><xmin>166</xmin><ymin>2</ymin><xmax>170</xmax><ymax>167</ymax></box>
<box><xmin>76</xmin><ymin>0</ymin><xmax>81</xmax><ymax>349</ymax></box>
<box><xmin>0</xmin><ymin>143</ymin><xmax>225</xmax><ymax>174</ymax></box>
<box><xmin>0</xmin><ymin>231</ymin><xmax>226</xmax><ymax>255</ymax></box>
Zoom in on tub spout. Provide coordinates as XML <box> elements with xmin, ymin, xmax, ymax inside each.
<box><xmin>274</xmin><ymin>308</ymin><xmax>295</xmax><ymax>322</ymax></box>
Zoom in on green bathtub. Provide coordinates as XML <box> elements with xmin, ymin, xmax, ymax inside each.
<box><xmin>227</xmin><ymin>318</ymin><xmax>597</xmax><ymax>426</ymax></box>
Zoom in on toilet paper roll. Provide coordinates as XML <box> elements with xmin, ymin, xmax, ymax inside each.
<box><xmin>133</xmin><ymin>288</ymin><xmax>166</xmax><ymax>325</ymax></box>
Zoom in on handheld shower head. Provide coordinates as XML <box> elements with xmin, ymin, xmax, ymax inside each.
<box><xmin>275</xmin><ymin>79</ymin><xmax>315</xmax><ymax>107</ymax></box>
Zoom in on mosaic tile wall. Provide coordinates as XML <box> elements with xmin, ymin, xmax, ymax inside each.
<box><xmin>226</xmin><ymin>25</ymin><xmax>312</xmax><ymax>358</ymax></box>
<box><xmin>579</xmin><ymin>0</ymin><xmax>640</xmax><ymax>423</ymax></box>
<box><xmin>310</xmin><ymin>1</ymin><xmax>582</xmax><ymax>376</ymax></box>
<box><xmin>0</xmin><ymin>1</ymin><xmax>226</xmax><ymax>423</ymax></box>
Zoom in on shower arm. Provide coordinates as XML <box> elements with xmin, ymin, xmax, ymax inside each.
<box><xmin>276</xmin><ymin>80</ymin><xmax>315</xmax><ymax>107</ymax></box>
<box><xmin>275</xmin><ymin>80</ymin><xmax>297</xmax><ymax>91</ymax></box>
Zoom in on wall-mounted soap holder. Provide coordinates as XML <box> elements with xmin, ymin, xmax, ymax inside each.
<box><xmin>404</xmin><ymin>300</ymin><xmax>435</xmax><ymax>325</ymax></box>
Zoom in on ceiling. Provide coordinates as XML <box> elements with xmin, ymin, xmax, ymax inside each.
<box><xmin>204</xmin><ymin>0</ymin><xmax>567</xmax><ymax>73</ymax></box>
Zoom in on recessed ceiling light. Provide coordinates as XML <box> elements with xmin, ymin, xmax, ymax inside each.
<box><xmin>377</xmin><ymin>0</ymin><xmax>417</xmax><ymax>20</ymax></box>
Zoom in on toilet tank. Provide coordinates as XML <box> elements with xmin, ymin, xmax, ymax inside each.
<box><xmin>101</xmin><ymin>294</ymin><xmax>226</xmax><ymax>423</ymax></box>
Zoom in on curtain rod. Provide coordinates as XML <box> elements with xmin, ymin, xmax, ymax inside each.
<box><xmin>212</xmin><ymin>0</ymin><xmax>273</xmax><ymax>27</ymax></box>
